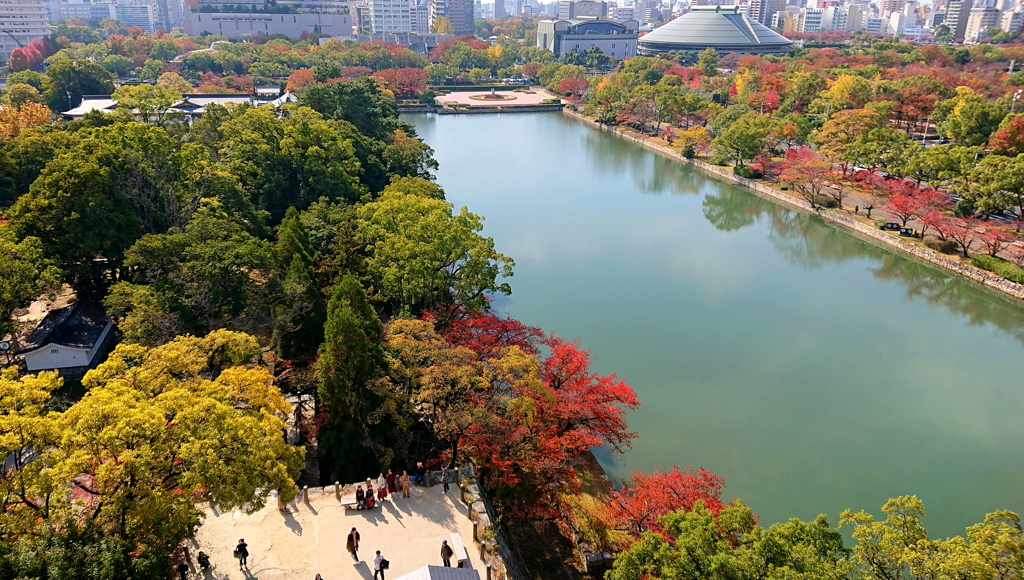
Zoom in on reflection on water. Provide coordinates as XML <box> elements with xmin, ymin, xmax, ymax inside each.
<box><xmin>702</xmin><ymin>186</ymin><xmax>1024</xmax><ymax>345</ymax></box>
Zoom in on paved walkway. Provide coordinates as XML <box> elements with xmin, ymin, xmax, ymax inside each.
<box><xmin>436</xmin><ymin>90</ymin><xmax>549</xmax><ymax>106</ymax></box>
<box><xmin>188</xmin><ymin>485</ymin><xmax>479</xmax><ymax>580</ymax></box>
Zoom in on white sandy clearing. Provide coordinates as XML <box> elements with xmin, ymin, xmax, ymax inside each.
<box><xmin>190</xmin><ymin>485</ymin><xmax>480</xmax><ymax>580</ymax></box>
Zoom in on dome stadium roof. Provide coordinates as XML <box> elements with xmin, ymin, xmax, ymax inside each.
<box><xmin>638</xmin><ymin>6</ymin><xmax>795</xmax><ymax>55</ymax></box>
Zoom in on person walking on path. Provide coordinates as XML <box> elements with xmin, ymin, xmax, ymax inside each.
<box><xmin>377</xmin><ymin>473</ymin><xmax>388</xmax><ymax>502</ymax></box>
<box><xmin>347</xmin><ymin>528</ymin><xmax>361</xmax><ymax>562</ymax></box>
<box><xmin>440</xmin><ymin>540</ymin><xmax>455</xmax><ymax>567</ymax></box>
<box><xmin>234</xmin><ymin>539</ymin><xmax>249</xmax><ymax>570</ymax></box>
<box><xmin>400</xmin><ymin>471</ymin><xmax>410</xmax><ymax>498</ymax></box>
<box><xmin>441</xmin><ymin>466</ymin><xmax>451</xmax><ymax>494</ymax></box>
<box><xmin>373</xmin><ymin>551</ymin><xmax>386</xmax><ymax>580</ymax></box>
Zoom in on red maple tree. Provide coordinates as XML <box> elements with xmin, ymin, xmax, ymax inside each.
<box><xmin>461</xmin><ymin>335</ymin><xmax>639</xmax><ymax>517</ymax></box>
<box><xmin>978</xmin><ymin>226</ymin><xmax>1016</xmax><ymax>256</ymax></box>
<box><xmin>442</xmin><ymin>310</ymin><xmax>543</xmax><ymax>359</ymax></box>
<box><xmin>990</xmin><ymin>116</ymin><xmax>1024</xmax><ymax>157</ymax></box>
<box><xmin>940</xmin><ymin>216</ymin><xmax>979</xmax><ymax>258</ymax></box>
<box><xmin>608</xmin><ymin>465</ymin><xmax>727</xmax><ymax>535</ymax></box>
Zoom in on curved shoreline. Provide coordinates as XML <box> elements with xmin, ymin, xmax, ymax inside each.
<box><xmin>561</xmin><ymin>107</ymin><xmax>1024</xmax><ymax>304</ymax></box>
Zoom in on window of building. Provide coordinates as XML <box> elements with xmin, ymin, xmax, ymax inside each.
<box><xmin>51</xmin><ymin>349</ymin><xmax>58</xmax><ymax>353</ymax></box>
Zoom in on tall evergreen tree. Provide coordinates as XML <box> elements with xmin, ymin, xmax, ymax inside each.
<box><xmin>316</xmin><ymin>275</ymin><xmax>406</xmax><ymax>483</ymax></box>
<box><xmin>272</xmin><ymin>208</ymin><xmax>325</xmax><ymax>360</ymax></box>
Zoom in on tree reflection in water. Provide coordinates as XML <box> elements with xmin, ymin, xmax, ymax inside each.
<box><xmin>702</xmin><ymin>186</ymin><xmax>1024</xmax><ymax>345</ymax></box>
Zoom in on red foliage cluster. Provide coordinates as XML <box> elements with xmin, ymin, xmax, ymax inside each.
<box><xmin>372</xmin><ymin>67</ymin><xmax>428</xmax><ymax>97</ymax></box>
<box><xmin>608</xmin><ymin>465</ymin><xmax>727</xmax><ymax>535</ymax></box>
<box><xmin>881</xmin><ymin>180</ymin><xmax>945</xmax><ymax>227</ymax></box>
<box><xmin>430</xmin><ymin>34</ymin><xmax>488</xmax><ymax>61</ymax></box>
<box><xmin>7</xmin><ymin>40</ymin><xmax>47</xmax><ymax>72</ymax></box>
<box><xmin>436</xmin><ymin>311</ymin><xmax>639</xmax><ymax>517</ymax></box>
<box><xmin>444</xmin><ymin>311</ymin><xmax>543</xmax><ymax>359</ymax></box>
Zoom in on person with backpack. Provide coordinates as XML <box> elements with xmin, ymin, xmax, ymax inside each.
<box><xmin>441</xmin><ymin>467</ymin><xmax>451</xmax><ymax>494</ymax></box>
<box><xmin>233</xmin><ymin>539</ymin><xmax>249</xmax><ymax>570</ymax></box>
<box><xmin>440</xmin><ymin>540</ymin><xmax>455</xmax><ymax>567</ymax></box>
<box><xmin>373</xmin><ymin>551</ymin><xmax>388</xmax><ymax>580</ymax></box>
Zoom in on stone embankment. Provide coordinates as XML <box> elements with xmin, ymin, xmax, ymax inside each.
<box><xmin>562</xmin><ymin>107</ymin><xmax>1024</xmax><ymax>303</ymax></box>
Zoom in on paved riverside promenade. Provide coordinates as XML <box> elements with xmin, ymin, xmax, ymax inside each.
<box><xmin>191</xmin><ymin>484</ymin><xmax>479</xmax><ymax>580</ymax></box>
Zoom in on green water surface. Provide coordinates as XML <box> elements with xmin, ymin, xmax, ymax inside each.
<box><xmin>405</xmin><ymin>112</ymin><xmax>1024</xmax><ymax>537</ymax></box>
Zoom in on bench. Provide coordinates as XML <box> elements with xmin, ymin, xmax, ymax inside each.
<box><xmin>342</xmin><ymin>498</ymin><xmax>379</xmax><ymax>510</ymax></box>
<box><xmin>449</xmin><ymin>533</ymin><xmax>469</xmax><ymax>566</ymax></box>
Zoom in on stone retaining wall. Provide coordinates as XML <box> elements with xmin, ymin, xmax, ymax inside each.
<box><xmin>438</xmin><ymin>104</ymin><xmax>564</xmax><ymax>114</ymax></box>
<box><xmin>458</xmin><ymin>467</ymin><xmax>531</xmax><ymax>580</ymax></box>
<box><xmin>561</xmin><ymin>108</ymin><xmax>1024</xmax><ymax>303</ymax></box>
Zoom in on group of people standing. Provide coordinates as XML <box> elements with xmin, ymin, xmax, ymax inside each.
<box><xmin>354</xmin><ymin>463</ymin><xmax>449</xmax><ymax>509</ymax></box>
<box><xmin>355</xmin><ymin>469</ymin><xmax>411</xmax><ymax>509</ymax></box>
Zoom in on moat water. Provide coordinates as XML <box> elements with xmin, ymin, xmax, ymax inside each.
<box><xmin>405</xmin><ymin>112</ymin><xmax>1024</xmax><ymax>537</ymax></box>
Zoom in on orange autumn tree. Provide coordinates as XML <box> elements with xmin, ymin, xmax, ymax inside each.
<box><xmin>0</xmin><ymin>102</ymin><xmax>51</xmax><ymax>140</ymax></box>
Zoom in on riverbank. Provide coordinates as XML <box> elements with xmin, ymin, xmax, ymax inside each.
<box><xmin>561</xmin><ymin>107</ymin><xmax>1024</xmax><ymax>304</ymax></box>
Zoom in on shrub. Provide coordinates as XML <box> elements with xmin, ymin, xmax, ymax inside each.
<box><xmin>954</xmin><ymin>197</ymin><xmax>976</xmax><ymax>217</ymax></box>
<box><xmin>874</xmin><ymin>218</ymin><xmax>888</xmax><ymax>228</ymax></box>
<box><xmin>419</xmin><ymin>88</ymin><xmax>437</xmax><ymax>104</ymax></box>
<box><xmin>971</xmin><ymin>254</ymin><xmax>1024</xmax><ymax>284</ymax></box>
<box><xmin>925</xmin><ymin>235</ymin><xmax>959</xmax><ymax>254</ymax></box>
<box><xmin>681</xmin><ymin>145</ymin><xmax>696</xmax><ymax>158</ymax></box>
<box><xmin>733</xmin><ymin>165</ymin><xmax>763</xmax><ymax>179</ymax></box>
<box><xmin>813</xmin><ymin>195</ymin><xmax>839</xmax><ymax>208</ymax></box>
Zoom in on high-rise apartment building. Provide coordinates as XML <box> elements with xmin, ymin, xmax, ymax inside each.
<box><xmin>0</xmin><ymin>0</ymin><xmax>48</xmax><ymax>62</ymax></box>
<box><xmin>369</xmin><ymin>0</ymin><xmax>410</xmax><ymax>32</ymax></box>
<box><xmin>557</xmin><ymin>0</ymin><xmax>607</xmax><ymax>19</ymax></box>
<box><xmin>963</xmin><ymin>4</ymin><xmax>999</xmax><ymax>40</ymax></box>
<box><xmin>799</xmin><ymin>6</ymin><xmax>822</xmax><ymax>30</ymax></box>
<box><xmin>945</xmin><ymin>0</ymin><xmax>974</xmax><ymax>39</ymax></box>
<box><xmin>748</xmin><ymin>0</ymin><xmax>785</xmax><ymax>25</ymax></box>
<box><xmin>446</xmin><ymin>0</ymin><xmax>472</xmax><ymax>32</ymax></box>
<box><xmin>880</xmin><ymin>0</ymin><xmax>904</xmax><ymax>13</ymax></box>
<box><xmin>412</xmin><ymin>0</ymin><xmax>429</xmax><ymax>32</ymax></box>
<box><xmin>1001</xmin><ymin>8</ymin><xmax>1024</xmax><ymax>30</ymax></box>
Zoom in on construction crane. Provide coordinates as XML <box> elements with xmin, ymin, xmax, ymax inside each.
<box><xmin>1</xmin><ymin>29</ymin><xmax>24</xmax><ymax>49</ymax></box>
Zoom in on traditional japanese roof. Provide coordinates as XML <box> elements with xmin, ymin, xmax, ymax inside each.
<box><xmin>638</xmin><ymin>6</ymin><xmax>794</xmax><ymax>55</ymax></box>
<box><xmin>61</xmin><ymin>96</ymin><xmax>118</xmax><ymax>118</ymax></box>
<box><xmin>17</xmin><ymin>302</ymin><xmax>110</xmax><ymax>354</ymax></box>
<box><xmin>394</xmin><ymin>566</ymin><xmax>481</xmax><ymax>580</ymax></box>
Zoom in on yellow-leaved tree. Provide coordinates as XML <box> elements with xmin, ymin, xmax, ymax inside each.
<box><xmin>0</xmin><ymin>330</ymin><xmax>304</xmax><ymax>576</ymax></box>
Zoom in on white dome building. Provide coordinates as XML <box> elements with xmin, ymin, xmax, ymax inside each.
<box><xmin>638</xmin><ymin>6</ymin><xmax>795</xmax><ymax>55</ymax></box>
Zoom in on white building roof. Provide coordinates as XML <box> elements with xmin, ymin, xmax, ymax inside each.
<box><xmin>62</xmin><ymin>97</ymin><xmax>118</xmax><ymax>118</ymax></box>
<box><xmin>395</xmin><ymin>566</ymin><xmax>481</xmax><ymax>580</ymax></box>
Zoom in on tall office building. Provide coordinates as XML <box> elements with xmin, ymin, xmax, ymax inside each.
<box><xmin>0</xmin><ymin>0</ymin><xmax>48</xmax><ymax>62</ymax></box>
<box><xmin>748</xmin><ymin>0</ymin><xmax>785</xmax><ymax>24</ymax></box>
<box><xmin>412</xmin><ymin>0</ymin><xmax>429</xmax><ymax>32</ymax></box>
<box><xmin>369</xmin><ymin>0</ymin><xmax>411</xmax><ymax>32</ymax></box>
<box><xmin>445</xmin><ymin>0</ymin><xmax>472</xmax><ymax>32</ymax></box>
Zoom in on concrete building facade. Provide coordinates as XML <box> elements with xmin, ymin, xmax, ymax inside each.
<box><xmin>0</xmin><ymin>0</ymin><xmax>48</xmax><ymax>62</ymax></box>
<box><xmin>370</xmin><ymin>0</ymin><xmax>410</xmax><ymax>32</ymax></box>
<box><xmin>537</xmin><ymin>18</ymin><xmax>638</xmax><ymax>59</ymax></box>
<box><xmin>186</xmin><ymin>11</ymin><xmax>351</xmax><ymax>38</ymax></box>
<box><xmin>964</xmin><ymin>4</ymin><xmax>999</xmax><ymax>40</ymax></box>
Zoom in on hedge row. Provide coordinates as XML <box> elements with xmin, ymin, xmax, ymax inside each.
<box><xmin>971</xmin><ymin>254</ymin><xmax>1024</xmax><ymax>284</ymax></box>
